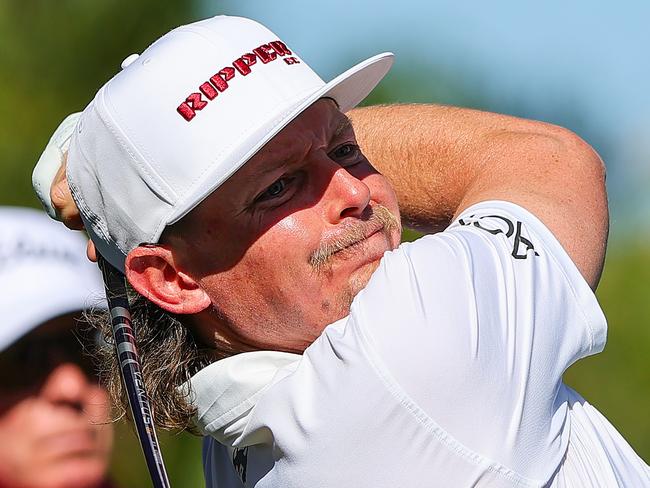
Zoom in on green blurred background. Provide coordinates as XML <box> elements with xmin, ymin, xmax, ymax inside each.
<box><xmin>1</xmin><ymin>1</ymin><xmax>647</xmax><ymax>486</ymax></box>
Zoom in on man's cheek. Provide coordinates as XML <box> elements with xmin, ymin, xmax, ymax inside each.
<box><xmin>275</xmin><ymin>212</ymin><xmax>309</xmax><ymax>233</ymax></box>
<box><xmin>273</xmin><ymin>214</ymin><xmax>320</xmax><ymax>259</ymax></box>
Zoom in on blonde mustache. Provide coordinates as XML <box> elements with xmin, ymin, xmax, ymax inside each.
<box><xmin>309</xmin><ymin>205</ymin><xmax>400</xmax><ymax>272</ymax></box>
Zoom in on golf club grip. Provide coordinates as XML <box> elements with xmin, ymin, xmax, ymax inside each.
<box><xmin>98</xmin><ymin>256</ymin><xmax>171</xmax><ymax>488</ymax></box>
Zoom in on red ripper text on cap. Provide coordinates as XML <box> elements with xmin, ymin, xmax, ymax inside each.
<box><xmin>177</xmin><ymin>40</ymin><xmax>299</xmax><ymax>122</ymax></box>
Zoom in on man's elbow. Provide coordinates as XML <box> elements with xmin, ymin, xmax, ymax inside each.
<box><xmin>529</xmin><ymin>123</ymin><xmax>606</xmax><ymax>186</ymax></box>
<box><xmin>493</xmin><ymin>122</ymin><xmax>609</xmax><ymax>288</ymax></box>
<box><xmin>499</xmin><ymin>122</ymin><xmax>607</xmax><ymax>199</ymax></box>
<box><xmin>538</xmin><ymin>124</ymin><xmax>609</xmax><ymax>287</ymax></box>
<box><xmin>553</xmin><ymin>125</ymin><xmax>606</xmax><ymax>182</ymax></box>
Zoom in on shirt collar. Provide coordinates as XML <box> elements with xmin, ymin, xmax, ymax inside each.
<box><xmin>187</xmin><ymin>350</ymin><xmax>301</xmax><ymax>446</ymax></box>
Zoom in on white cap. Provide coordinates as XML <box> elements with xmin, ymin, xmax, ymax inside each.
<box><xmin>65</xmin><ymin>15</ymin><xmax>393</xmax><ymax>271</ymax></box>
<box><xmin>0</xmin><ymin>207</ymin><xmax>105</xmax><ymax>351</ymax></box>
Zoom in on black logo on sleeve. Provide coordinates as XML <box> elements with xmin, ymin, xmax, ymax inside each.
<box><xmin>458</xmin><ymin>214</ymin><xmax>539</xmax><ymax>259</ymax></box>
<box><xmin>232</xmin><ymin>447</ymin><xmax>249</xmax><ymax>485</ymax></box>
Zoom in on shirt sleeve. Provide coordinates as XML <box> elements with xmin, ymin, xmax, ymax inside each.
<box><xmin>350</xmin><ymin>200</ymin><xmax>607</xmax><ymax>477</ymax></box>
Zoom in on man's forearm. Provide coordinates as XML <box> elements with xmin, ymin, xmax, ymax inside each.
<box><xmin>349</xmin><ymin>104</ymin><xmax>569</xmax><ymax>232</ymax></box>
<box><xmin>349</xmin><ymin>103</ymin><xmax>608</xmax><ymax>288</ymax></box>
<box><xmin>350</xmin><ymin>104</ymin><xmax>485</xmax><ymax>232</ymax></box>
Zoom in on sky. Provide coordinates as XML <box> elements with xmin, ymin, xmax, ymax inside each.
<box><xmin>202</xmin><ymin>0</ymin><xmax>650</xmax><ymax>237</ymax></box>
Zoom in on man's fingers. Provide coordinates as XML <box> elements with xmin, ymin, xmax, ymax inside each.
<box><xmin>49</xmin><ymin>155</ymin><xmax>96</xmax><ymax>263</ymax></box>
<box><xmin>50</xmin><ymin>158</ymin><xmax>84</xmax><ymax>230</ymax></box>
<box><xmin>32</xmin><ymin>112</ymin><xmax>81</xmax><ymax>219</ymax></box>
<box><xmin>86</xmin><ymin>240</ymin><xmax>98</xmax><ymax>262</ymax></box>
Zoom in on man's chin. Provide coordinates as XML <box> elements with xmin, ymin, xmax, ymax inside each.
<box><xmin>346</xmin><ymin>257</ymin><xmax>382</xmax><ymax>303</ymax></box>
<box><xmin>345</xmin><ymin>228</ymin><xmax>397</xmax><ymax>299</ymax></box>
<box><xmin>317</xmin><ymin>258</ymin><xmax>379</xmax><ymax>329</ymax></box>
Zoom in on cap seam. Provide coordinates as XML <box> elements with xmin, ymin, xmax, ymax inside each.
<box><xmin>100</xmin><ymin>85</ymin><xmax>177</xmax><ymax>205</ymax></box>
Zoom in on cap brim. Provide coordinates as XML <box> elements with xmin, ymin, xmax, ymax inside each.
<box><xmin>166</xmin><ymin>52</ymin><xmax>394</xmax><ymax>226</ymax></box>
<box><xmin>320</xmin><ymin>52</ymin><xmax>394</xmax><ymax>113</ymax></box>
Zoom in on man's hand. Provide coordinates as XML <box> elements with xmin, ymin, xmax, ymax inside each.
<box><xmin>50</xmin><ymin>158</ymin><xmax>97</xmax><ymax>261</ymax></box>
<box><xmin>33</xmin><ymin>113</ymin><xmax>97</xmax><ymax>261</ymax></box>
<box><xmin>50</xmin><ymin>158</ymin><xmax>84</xmax><ymax>230</ymax></box>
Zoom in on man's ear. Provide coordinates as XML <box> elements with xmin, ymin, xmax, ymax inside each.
<box><xmin>125</xmin><ymin>245</ymin><xmax>211</xmax><ymax>315</ymax></box>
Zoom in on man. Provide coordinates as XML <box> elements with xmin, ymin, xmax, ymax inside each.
<box><xmin>34</xmin><ymin>15</ymin><xmax>648</xmax><ymax>487</ymax></box>
<box><xmin>0</xmin><ymin>207</ymin><xmax>115</xmax><ymax>488</ymax></box>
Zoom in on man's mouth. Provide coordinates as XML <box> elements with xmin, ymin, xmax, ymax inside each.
<box><xmin>332</xmin><ymin>224</ymin><xmax>383</xmax><ymax>257</ymax></box>
<box><xmin>309</xmin><ymin>205</ymin><xmax>400</xmax><ymax>272</ymax></box>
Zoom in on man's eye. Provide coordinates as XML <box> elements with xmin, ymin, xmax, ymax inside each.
<box><xmin>331</xmin><ymin>144</ymin><xmax>360</xmax><ymax>161</ymax></box>
<box><xmin>258</xmin><ymin>178</ymin><xmax>290</xmax><ymax>201</ymax></box>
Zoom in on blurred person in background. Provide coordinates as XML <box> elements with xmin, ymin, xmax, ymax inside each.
<box><xmin>0</xmin><ymin>207</ymin><xmax>115</xmax><ymax>488</ymax></box>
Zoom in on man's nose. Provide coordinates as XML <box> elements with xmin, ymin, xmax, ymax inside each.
<box><xmin>40</xmin><ymin>362</ymin><xmax>90</xmax><ymax>410</ymax></box>
<box><xmin>324</xmin><ymin>166</ymin><xmax>372</xmax><ymax>223</ymax></box>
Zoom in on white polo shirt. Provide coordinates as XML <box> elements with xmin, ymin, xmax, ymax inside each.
<box><xmin>190</xmin><ymin>201</ymin><xmax>649</xmax><ymax>487</ymax></box>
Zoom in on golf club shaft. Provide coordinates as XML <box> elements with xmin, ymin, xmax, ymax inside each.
<box><xmin>98</xmin><ymin>256</ymin><xmax>171</xmax><ymax>488</ymax></box>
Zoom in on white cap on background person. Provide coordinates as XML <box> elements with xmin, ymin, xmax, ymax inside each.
<box><xmin>0</xmin><ymin>206</ymin><xmax>105</xmax><ymax>351</ymax></box>
<box><xmin>33</xmin><ymin>15</ymin><xmax>392</xmax><ymax>271</ymax></box>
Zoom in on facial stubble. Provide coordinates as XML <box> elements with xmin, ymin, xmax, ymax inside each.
<box><xmin>310</xmin><ymin>205</ymin><xmax>401</xmax><ymax>317</ymax></box>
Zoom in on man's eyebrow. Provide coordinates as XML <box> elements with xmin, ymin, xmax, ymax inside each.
<box><xmin>248</xmin><ymin>115</ymin><xmax>354</xmax><ymax>181</ymax></box>
<box><xmin>248</xmin><ymin>157</ymin><xmax>290</xmax><ymax>180</ymax></box>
